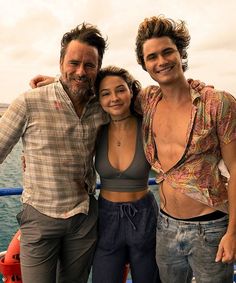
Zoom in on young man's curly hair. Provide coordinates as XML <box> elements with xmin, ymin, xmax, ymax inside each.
<box><xmin>135</xmin><ymin>15</ymin><xmax>191</xmax><ymax>72</ymax></box>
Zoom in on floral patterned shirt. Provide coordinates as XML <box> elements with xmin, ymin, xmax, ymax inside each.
<box><xmin>139</xmin><ymin>85</ymin><xmax>236</xmax><ymax>212</ymax></box>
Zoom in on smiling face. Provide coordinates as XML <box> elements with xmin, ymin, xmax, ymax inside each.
<box><xmin>60</xmin><ymin>40</ymin><xmax>99</xmax><ymax>97</ymax></box>
<box><xmin>143</xmin><ymin>36</ymin><xmax>185</xmax><ymax>86</ymax></box>
<box><xmin>98</xmin><ymin>75</ymin><xmax>132</xmax><ymax>120</ymax></box>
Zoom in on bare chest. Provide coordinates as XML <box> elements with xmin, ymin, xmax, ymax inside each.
<box><xmin>153</xmin><ymin>102</ymin><xmax>192</xmax><ymax>170</ymax></box>
<box><xmin>154</xmin><ymin>107</ymin><xmax>191</xmax><ymax>143</ymax></box>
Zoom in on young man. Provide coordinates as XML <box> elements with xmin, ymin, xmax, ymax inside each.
<box><xmin>0</xmin><ymin>23</ymin><xmax>108</xmax><ymax>283</ymax></box>
<box><xmin>135</xmin><ymin>15</ymin><xmax>236</xmax><ymax>283</ymax></box>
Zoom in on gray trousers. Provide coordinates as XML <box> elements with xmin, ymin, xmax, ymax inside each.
<box><xmin>17</xmin><ymin>196</ymin><xmax>98</xmax><ymax>283</ymax></box>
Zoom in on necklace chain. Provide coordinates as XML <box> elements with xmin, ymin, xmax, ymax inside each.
<box><xmin>110</xmin><ymin>115</ymin><xmax>133</xmax><ymax>146</ymax></box>
<box><xmin>113</xmin><ymin>133</ymin><xmax>123</xmax><ymax>147</ymax></box>
<box><xmin>111</xmin><ymin>115</ymin><xmax>131</xmax><ymax>122</ymax></box>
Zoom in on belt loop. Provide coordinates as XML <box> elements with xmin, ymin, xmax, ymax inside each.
<box><xmin>198</xmin><ymin>223</ymin><xmax>203</xmax><ymax>236</ymax></box>
<box><xmin>164</xmin><ymin>215</ymin><xmax>169</xmax><ymax>228</ymax></box>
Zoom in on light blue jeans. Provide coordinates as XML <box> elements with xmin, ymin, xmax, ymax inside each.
<box><xmin>156</xmin><ymin>211</ymin><xmax>234</xmax><ymax>283</ymax></box>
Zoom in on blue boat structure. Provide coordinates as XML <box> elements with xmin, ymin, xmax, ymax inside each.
<box><xmin>0</xmin><ymin>179</ymin><xmax>235</xmax><ymax>283</ymax></box>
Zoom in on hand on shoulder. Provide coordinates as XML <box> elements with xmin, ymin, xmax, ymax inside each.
<box><xmin>29</xmin><ymin>75</ymin><xmax>55</xmax><ymax>88</ymax></box>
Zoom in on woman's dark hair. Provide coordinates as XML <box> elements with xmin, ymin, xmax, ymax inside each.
<box><xmin>94</xmin><ymin>65</ymin><xmax>142</xmax><ymax>116</ymax></box>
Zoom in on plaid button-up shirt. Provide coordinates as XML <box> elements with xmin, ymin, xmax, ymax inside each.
<box><xmin>0</xmin><ymin>81</ymin><xmax>108</xmax><ymax>218</ymax></box>
<box><xmin>139</xmin><ymin>85</ymin><xmax>236</xmax><ymax>212</ymax></box>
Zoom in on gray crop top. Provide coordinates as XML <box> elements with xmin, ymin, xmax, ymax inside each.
<box><xmin>95</xmin><ymin>118</ymin><xmax>151</xmax><ymax>192</ymax></box>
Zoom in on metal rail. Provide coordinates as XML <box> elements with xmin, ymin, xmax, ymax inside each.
<box><xmin>0</xmin><ymin>178</ymin><xmax>157</xmax><ymax>196</ymax></box>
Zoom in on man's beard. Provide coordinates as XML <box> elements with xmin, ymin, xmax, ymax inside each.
<box><xmin>61</xmin><ymin>75</ymin><xmax>95</xmax><ymax>104</ymax></box>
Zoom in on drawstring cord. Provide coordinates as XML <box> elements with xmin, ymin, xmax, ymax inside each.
<box><xmin>119</xmin><ymin>203</ymin><xmax>138</xmax><ymax>230</ymax></box>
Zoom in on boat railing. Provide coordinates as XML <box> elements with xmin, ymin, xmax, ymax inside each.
<box><xmin>0</xmin><ymin>178</ymin><xmax>157</xmax><ymax>196</ymax></box>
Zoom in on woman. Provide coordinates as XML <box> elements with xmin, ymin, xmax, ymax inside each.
<box><xmin>93</xmin><ymin>66</ymin><xmax>160</xmax><ymax>283</ymax></box>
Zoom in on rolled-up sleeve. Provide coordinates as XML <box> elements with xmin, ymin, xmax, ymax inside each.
<box><xmin>217</xmin><ymin>92</ymin><xmax>236</xmax><ymax>145</ymax></box>
<box><xmin>0</xmin><ymin>93</ymin><xmax>28</xmax><ymax>163</ymax></box>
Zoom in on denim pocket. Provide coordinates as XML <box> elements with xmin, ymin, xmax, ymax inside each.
<box><xmin>203</xmin><ymin>225</ymin><xmax>227</xmax><ymax>247</ymax></box>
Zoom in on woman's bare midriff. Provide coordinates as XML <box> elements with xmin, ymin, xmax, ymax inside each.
<box><xmin>160</xmin><ymin>181</ymin><xmax>216</xmax><ymax>219</ymax></box>
<box><xmin>100</xmin><ymin>188</ymin><xmax>149</xmax><ymax>202</ymax></box>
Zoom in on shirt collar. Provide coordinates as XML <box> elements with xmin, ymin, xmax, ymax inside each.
<box><xmin>190</xmin><ymin>88</ymin><xmax>201</xmax><ymax>105</ymax></box>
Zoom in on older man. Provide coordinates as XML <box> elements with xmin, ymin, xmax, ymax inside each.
<box><xmin>0</xmin><ymin>23</ymin><xmax>108</xmax><ymax>283</ymax></box>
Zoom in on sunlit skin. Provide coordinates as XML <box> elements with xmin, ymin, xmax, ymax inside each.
<box><xmin>143</xmin><ymin>36</ymin><xmax>186</xmax><ymax>88</ymax></box>
<box><xmin>143</xmin><ymin>37</ymin><xmax>216</xmax><ymax>218</ymax></box>
<box><xmin>60</xmin><ymin>40</ymin><xmax>99</xmax><ymax>101</ymax></box>
<box><xmin>98</xmin><ymin>75</ymin><xmax>148</xmax><ymax>202</ymax></box>
<box><xmin>99</xmin><ymin>76</ymin><xmax>132</xmax><ymax>120</ymax></box>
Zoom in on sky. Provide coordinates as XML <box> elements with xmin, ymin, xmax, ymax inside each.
<box><xmin>0</xmin><ymin>0</ymin><xmax>235</xmax><ymax>103</ymax></box>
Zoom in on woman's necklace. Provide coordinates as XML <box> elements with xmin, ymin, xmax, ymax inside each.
<box><xmin>113</xmin><ymin>131</ymin><xmax>124</xmax><ymax>147</ymax></box>
<box><xmin>110</xmin><ymin>116</ymin><xmax>133</xmax><ymax>147</ymax></box>
<box><xmin>111</xmin><ymin>115</ymin><xmax>131</xmax><ymax>123</ymax></box>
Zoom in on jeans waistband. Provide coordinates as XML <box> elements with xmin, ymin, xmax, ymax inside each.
<box><xmin>159</xmin><ymin>210</ymin><xmax>229</xmax><ymax>229</ymax></box>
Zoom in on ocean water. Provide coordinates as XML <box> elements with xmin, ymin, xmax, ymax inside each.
<box><xmin>0</xmin><ymin>142</ymin><xmax>23</xmax><ymax>281</ymax></box>
<box><xmin>0</xmin><ymin>141</ymin><xmax>23</xmax><ymax>252</ymax></box>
